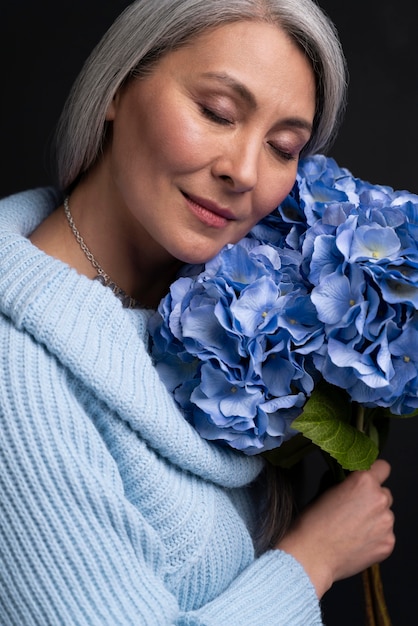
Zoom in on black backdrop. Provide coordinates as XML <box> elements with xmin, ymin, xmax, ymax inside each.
<box><xmin>1</xmin><ymin>2</ymin><xmax>417</xmax><ymax>624</ymax></box>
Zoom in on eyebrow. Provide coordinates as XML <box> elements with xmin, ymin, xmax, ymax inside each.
<box><xmin>201</xmin><ymin>72</ymin><xmax>257</xmax><ymax>109</ymax></box>
<box><xmin>200</xmin><ymin>71</ymin><xmax>313</xmax><ymax>135</ymax></box>
<box><xmin>281</xmin><ymin>117</ymin><xmax>313</xmax><ymax>134</ymax></box>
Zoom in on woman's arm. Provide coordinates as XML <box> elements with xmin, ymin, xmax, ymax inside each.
<box><xmin>277</xmin><ymin>459</ymin><xmax>395</xmax><ymax>598</ymax></box>
<box><xmin>0</xmin><ymin>316</ymin><xmax>323</xmax><ymax>626</ymax></box>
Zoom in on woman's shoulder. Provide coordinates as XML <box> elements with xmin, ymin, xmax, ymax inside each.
<box><xmin>0</xmin><ymin>187</ymin><xmax>62</xmax><ymax>233</ymax></box>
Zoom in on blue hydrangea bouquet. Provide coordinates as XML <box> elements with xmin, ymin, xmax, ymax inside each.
<box><xmin>149</xmin><ymin>155</ymin><xmax>418</xmax><ymax>625</ymax></box>
<box><xmin>149</xmin><ymin>155</ymin><xmax>418</xmax><ymax>463</ymax></box>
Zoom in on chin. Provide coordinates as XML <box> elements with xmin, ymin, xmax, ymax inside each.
<box><xmin>172</xmin><ymin>242</ymin><xmax>227</xmax><ymax>266</ymax></box>
<box><xmin>187</xmin><ymin>248</ymin><xmax>227</xmax><ymax>265</ymax></box>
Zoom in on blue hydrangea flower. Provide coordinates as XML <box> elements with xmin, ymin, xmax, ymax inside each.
<box><xmin>300</xmin><ymin>157</ymin><xmax>418</xmax><ymax>414</ymax></box>
<box><xmin>149</xmin><ymin>154</ymin><xmax>418</xmax><ymax>454</ymax></box>
<box><xmin>149</xmin><ymin>236</ymin><xmax>322</xmax><ymax>453</ymax></box>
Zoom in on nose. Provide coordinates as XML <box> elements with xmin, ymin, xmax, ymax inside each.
<box><xmin>211</xmin><ymin>135</ymin><xmax>260</xmax><ymax>192</ymax></box>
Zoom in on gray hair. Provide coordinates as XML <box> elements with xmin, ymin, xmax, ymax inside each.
<box><xmin>55</xmin><ymin>0</ymin><xmax>347</xmax><ymax>190</ymax></box>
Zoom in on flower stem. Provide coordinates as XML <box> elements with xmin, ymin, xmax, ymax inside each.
<box><xmin>356</xmin><ymin>403</ymin><xmax>365</xmax><ymax>434</ymax></box>
<box><xmin>356</xmin><ymin>406</ymin><xmax>392</xmax><ymax>626</ymax></box>
<box><xmin>362</xmin><ymin>567</ymin><xmax>377</xmax><ymax>626</ymax></box>
<box><xmin>362</xmin><ymin>564</ymin><xmax>392</xmax><ymax>626</ymax></box>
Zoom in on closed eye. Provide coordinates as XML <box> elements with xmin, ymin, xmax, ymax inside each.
<box><xmin>268</xmin><ymin>142</ymin><xmax>297</xmax><ymax>162</ymax></box>
<box><xmin>200</xmin><ymin>105</ymin><xmax>233</xmax><ymax>126</ymax></box>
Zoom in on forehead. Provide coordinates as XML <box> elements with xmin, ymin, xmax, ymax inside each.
<box><xmin>172</xmin><ymin>20</ymin><xmax>307</xmax><ymax>69</ymax></box>
<box><xmin>154</xmin><ymin>20</ymin><xmax>316</xmax><ymax>120</ymax></box>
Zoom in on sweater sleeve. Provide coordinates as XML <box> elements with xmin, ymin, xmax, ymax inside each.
<box><xmin>0</xmin><ymin>319</ymin><xmax>322</xmax><ymax>626</ymax></box>
<box><xmin>179</xmin><ymin>551</ymin><xmax>323</xmax><ymax>625</ymax></box>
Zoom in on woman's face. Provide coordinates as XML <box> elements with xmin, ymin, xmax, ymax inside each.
<box><xmin>104</xmin><ymin>20</ymin><xmax>316</xmax><ymax>265</ymax></box>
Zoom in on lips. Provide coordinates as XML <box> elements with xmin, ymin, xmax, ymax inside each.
<box><xmin>182</xmin><ymin>192</ymin><xmax>236</xmax><ymax>228</ymax></box>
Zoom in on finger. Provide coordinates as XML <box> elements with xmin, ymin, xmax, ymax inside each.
<box><xmin>369</xmin><ymin>459</ymin><xmax>391</xmax><ymax>484</ymax></box>
<box><xmin>382</xmin><ymin>486</ymin><xmax>393</xmax><ymax>508</ymax></box>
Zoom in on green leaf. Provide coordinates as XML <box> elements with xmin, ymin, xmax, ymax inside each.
<box><xmin>291</xmin><ymin>383</ymin><xmax>379</xmax><ymax>471</ymax></box>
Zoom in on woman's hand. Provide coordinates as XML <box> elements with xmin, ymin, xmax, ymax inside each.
<box><xmin>276</xmin><ymin>459</ymin><xmax>395</xmax><ymax>599</ymax></box>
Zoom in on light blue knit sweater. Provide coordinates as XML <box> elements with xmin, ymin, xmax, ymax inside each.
<box><xmin>0</xmin><ymin>188</ymin><xmax>323</xmax><ymax>625</ymax></box>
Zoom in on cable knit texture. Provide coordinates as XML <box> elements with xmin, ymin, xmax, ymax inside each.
<box><xmin>0</xmin><ymin>188</ymin><xmax>323</xmax><ymax>625</ymax></box>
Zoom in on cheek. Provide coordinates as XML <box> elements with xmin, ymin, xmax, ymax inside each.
<box><xmin>255</xmin><ymin>167</ymin><xmax>298</xmax><ymax>220</ymax></box>
<box><xmin>155</xmin><ymin>107</ymin><xmax>212</xmax><ymax>170</ymax></box>
<box><xmin>111</xmin><ymin>112</ymin><xmax>197</xmax><ymax>182</ymax></box>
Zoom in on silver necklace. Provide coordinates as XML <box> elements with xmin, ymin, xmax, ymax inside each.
<box><xmin>63</xmin><ymin>196</ymin><xmax>140</xmax><ymax>309</ymax></box>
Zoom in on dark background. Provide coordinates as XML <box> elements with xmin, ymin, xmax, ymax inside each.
<box><xmin>1</xmin><ymin>2</ymin><xmax>417</xmax><ymax>624</ymax></box>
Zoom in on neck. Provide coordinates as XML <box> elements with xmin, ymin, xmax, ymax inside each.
<box><xmin>66</xmin><ymin>187</ymin><xmax>183</xmax><ymax>308</ymax></box>
<box><xmin>30</xmin><ymin>179</ymin><xmax>184</xmax><ymax>310</ymax></box>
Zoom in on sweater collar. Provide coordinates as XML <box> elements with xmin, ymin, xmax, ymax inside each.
<box><xmin>0</xmin><ymin>188</ymin><xmax>264</xmax><ymax>487</ymax></box>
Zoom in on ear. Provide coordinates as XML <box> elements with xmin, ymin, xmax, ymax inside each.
<box><xmin>105</xmin><ymin>90</ymin><xmax>121</xmax><ymax>122</ymax></box>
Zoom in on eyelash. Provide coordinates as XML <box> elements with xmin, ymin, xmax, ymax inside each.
<box><xmin>268</xmin><ymin>144</ymin><xmax>297</xmax><ymax>162</ymax></box>
<box><xmin>200</xmin><ymin>106</ymin><xmax>232</xmax><ymax>126</ymax></box>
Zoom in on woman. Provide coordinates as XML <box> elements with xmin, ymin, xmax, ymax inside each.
<box><xmin>0</xmin><ymin>1</ymin><xmax>394</xmax><ymax>624</ymax></box>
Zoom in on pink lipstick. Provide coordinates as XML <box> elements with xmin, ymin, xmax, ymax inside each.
<box><xmin>182</xmin><ymin>192</ymin><xmax>235</xmax><ymax>228</ymax></box>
